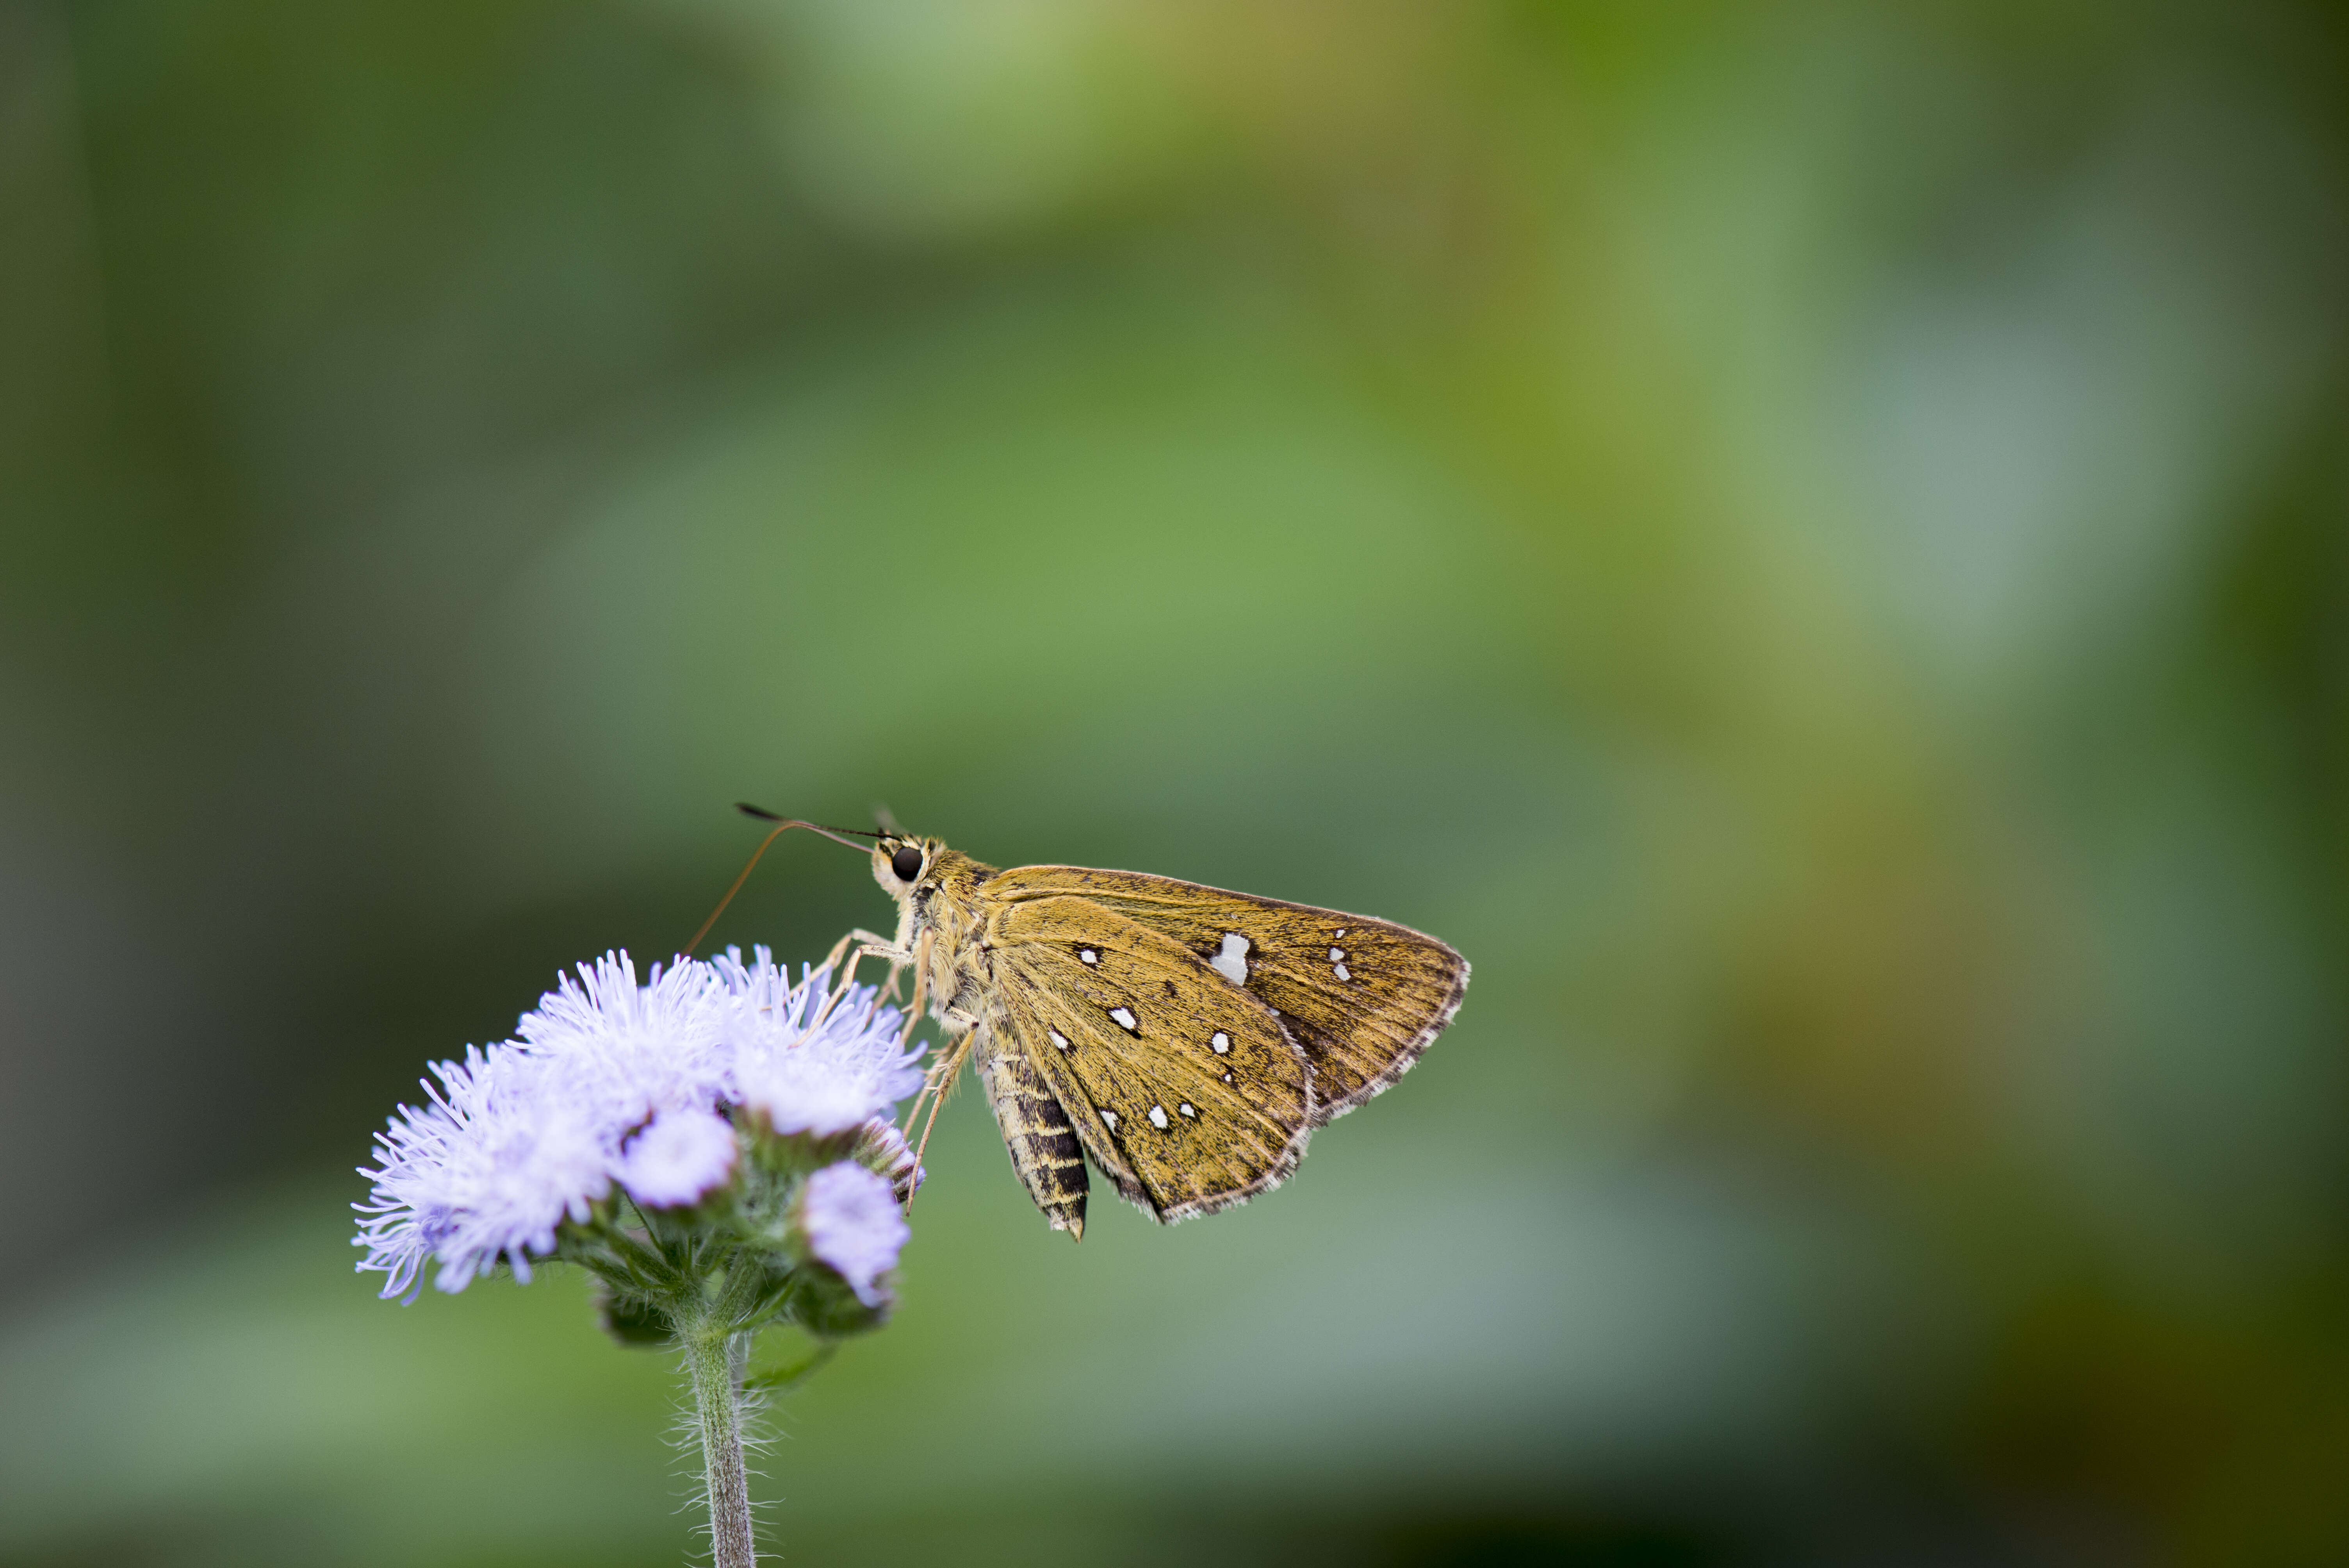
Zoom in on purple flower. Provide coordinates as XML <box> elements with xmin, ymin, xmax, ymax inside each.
<box><xmin>797</xmin><ymin>1161</ymin><xmax>909</xmax><ymax>1306</ymax></box>
<box><xmin>713</xmin><ymin>948</ymin><xmax>926</xmax><ymax>1137</ymax></box>
<box><xmin>515</xmin><ymin>951</ymin><xmax>728</xmax><ymax>1131</ymax></box>
<box><xmin>353</xmin><ymin>1043</ymin><xmax>609</xmax><ymax>1300</ymax></box>
<box><xmin>356</xmin><ymin>944</ymin><xmax>927</xmax><ymax>1301</ymax></box>
<box><xmin>615</xmin><ymin>1106</ymin><xmax>739</xmax><ymax>1209</ymax></box>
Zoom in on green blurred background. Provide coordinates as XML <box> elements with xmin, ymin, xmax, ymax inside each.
<box><xmin>4</xmin><ymin>1</ymin><xmax>2347</xmax><ymax>1563</ymax></box>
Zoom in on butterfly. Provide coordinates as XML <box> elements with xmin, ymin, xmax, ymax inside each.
<box><xmin>718</xmin><ymin>811</ymin><xmax>1469</xmax><ymax>1238</ymax></box>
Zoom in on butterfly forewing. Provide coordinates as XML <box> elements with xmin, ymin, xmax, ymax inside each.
<box><xmin>989</xmin><ymin>867</ymin><xmax>1469</xmax><ymax>1125</ymax></box>
<box><xmin>985</xmin><ymin>895</ymin><xmax>1312</xmax><ymax>1222</ymax></box>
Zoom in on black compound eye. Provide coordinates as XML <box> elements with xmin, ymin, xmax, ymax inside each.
<box><xmin>891</xmin><ymin>843</ymin><xmax>925</xmax><ymax>882</ymax></box>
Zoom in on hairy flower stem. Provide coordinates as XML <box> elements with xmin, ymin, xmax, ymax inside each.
<box><xmin>685</xmin><ymin>1324</ymin><xmax>756</xmax><ymax>1568</ymax></box>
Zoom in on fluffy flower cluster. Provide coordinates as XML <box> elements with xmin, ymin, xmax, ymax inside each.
<box><xmin>354</xmin><ymin>948</ymin><xmax>925</xmax><ymax>1302</ymax></box>
<box><xmin>798</xmin><ymin>1163</ymin><xmax>911</xmax><ymax>1307</ymax></box>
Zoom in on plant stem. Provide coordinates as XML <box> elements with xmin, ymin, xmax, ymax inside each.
<box><xmin>686</xmin><ymin>1325</ymin><xmax>756</xmax><ymax>1568</ymax></box>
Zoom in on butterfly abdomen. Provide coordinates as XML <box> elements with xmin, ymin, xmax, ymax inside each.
<box><xmin>975</xmin><ymin>1035</ymin><xmax>1089</xmax><ymax>1239</ymax></box>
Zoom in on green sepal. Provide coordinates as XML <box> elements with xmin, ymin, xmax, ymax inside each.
<box><xmin>595</xmin><ymin>1282</ymin><xmax>677</xmax><ymax>1348</ymax></box>
<box><xmin>784</xmin><ymin>1262</ymin><xmax>890</xmax><ymax>1338</ymax></box>
<box><xmin>738</xmin><ymin>1112</ymin><xmax>863</xmax><ymax>1180</ymax></box>
<box><xmin>716</xmin><ymin>1255</ymin><xmax>800</xmax><ymax>1336</ymax></box>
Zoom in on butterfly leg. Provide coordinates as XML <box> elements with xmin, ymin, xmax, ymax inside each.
<box><xmin>975</xmin><ymin>1032</ymin><xmax>1089</xmax><ymax>1240</ymax></box>
<box><xmin>840</xmin><ymin>928</ymin><xmax>914</xmax><ymax>1003</ymax></box>
<box><xmin>904</xmin><ymin>1023</ymin><xmax>973</xmax><ymax>1203</ymax></box>
<box><xmin>812</xmin><ymin>929</ymin><xmax>923</xmax><ymax>1038</ymax></box>
<box><xmin>810</xmin><ymin>928</ymin><xmax>915</xmax><ymax>1010</ymax></box>
<box><xmin>842</xmin><ymin>927</ymin><xmax>906</xmax><ymax>956</ymax></box>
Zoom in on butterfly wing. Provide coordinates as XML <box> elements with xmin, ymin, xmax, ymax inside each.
<box><xmin>989</xmin><ymin>866</ymin><xmax>1468</xmax><ymax>1126</ymax></box>
<box><xmin>983</xmin><ymin>894</ymin><xmax>1312</xmax><ymax>1223</ymax></box>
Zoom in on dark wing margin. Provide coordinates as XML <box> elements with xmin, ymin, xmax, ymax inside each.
<box><xmin>1254</xmin><ymin>916</ymin><xmax>1468</xmax><ymax>1126</ymax></box>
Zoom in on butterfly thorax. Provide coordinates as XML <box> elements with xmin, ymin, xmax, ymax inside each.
<box><xmin>873</xmin><ymin>843</ymin><xmax>1000</xmax><ymax>1032</ymax></box>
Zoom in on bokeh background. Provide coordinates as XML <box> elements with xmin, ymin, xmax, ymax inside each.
<box><xmin>5</xmin><ymin>1</ymin><xmax>2347</xmax><ymax>1563</ymax></box>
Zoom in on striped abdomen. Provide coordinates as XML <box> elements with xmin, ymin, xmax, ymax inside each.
<box><xmin>975</xmin><ymin>1031</ymin><xmax>1089</xmax><ymax>1240</ymax></box>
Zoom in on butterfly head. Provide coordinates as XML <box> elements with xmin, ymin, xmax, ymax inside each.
<box><xmin>873</xmin><ymin>832</ymin><xmax>936</xmax><ymax>893</ymax></box>
<box><xmin>871</xmin><ymin>831</ymin><xmax>992</xmax><ymax>915</ymax></box>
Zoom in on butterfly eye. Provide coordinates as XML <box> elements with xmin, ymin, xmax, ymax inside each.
<box><xmin>891</xmin><ymin>844</ymin><xmax>924</xmax><ymax>882</ymax></box>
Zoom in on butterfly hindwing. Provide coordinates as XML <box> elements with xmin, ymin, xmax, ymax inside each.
<box><xmin>985</xmin><ymin>894</ymin><xmax>1312</xmax><ymax>1222</ymax></box>
<box><xmin>990</xmin><ymin>866</ymin><xmax>1468</xmax><ymax>1124</ymax></box>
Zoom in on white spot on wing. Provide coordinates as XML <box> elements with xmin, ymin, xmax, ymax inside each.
<box><xmin>1148</xmin><ymin>1104</ymin><xmax>1168</xmax><ymax>1129</ymax></box>
<box><xmin>1334</xmin><ymin>962</ymin><xmax>1351</xmax><ymax>982</ymax></box>
<box><xmin>1221</xmin><ymin>1071</ymin><xmax>1233</xmax><ymax>1083</ymax></box>
<box><xmin>1330</xmin><ymin>947</ymin><xmax>1345</xmax><ymax>961</ymax></box>
<box><xmin>1334</xmin><ymin>928</ymin><xmax>1346</xmax><ymax>939</ymax></box>
<box><xmin>1109</xmin><ymin>1006</ymin><xmax>1137</xmax><ymax>1032</ymax></box>
<box><xmin>1079</xmin><ymin>948</ymin><xmax>1099</xmax><ymax>966</ymax></box>
<box><xmin>1049</xmin><ymin>1028</ymin><xmax>1070</xmax><ymax>1051</ymax></box>
<box><xmin>1179</xmin><ymin>1102</ymin><xmax>1196</xmax><ymax>1117</ymax></box>
<box><xmin>1101</xmin><ymin>1109</ymin><xmax>1117</xmax><ymax>1130</ymax></box>
<box><xmin>1210</xmin><ymin>1031</ymin><xmax>1230</xmax><ymax>1054</ymax></box>
<box><xmin>1210</xmin><ymin>932</ymin><xmax>1250</xmax><ymax>985</ymax></box>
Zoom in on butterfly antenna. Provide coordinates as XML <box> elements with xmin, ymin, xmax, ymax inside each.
<box><xmin>734</xmin><ymin>803</ymin><xmax>879</xmax><ymax>848</ymax></box>
<box><xmin>682</xmin><ymin>807</ymin><xmax>878</xmax><ymax>957</ymax></box>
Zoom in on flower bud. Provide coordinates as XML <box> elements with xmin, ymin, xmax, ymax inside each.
<box><xmin>788</xmin><ymin>1162</ymin><xmax>908</xmax><ymax>1320</ymax></box>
